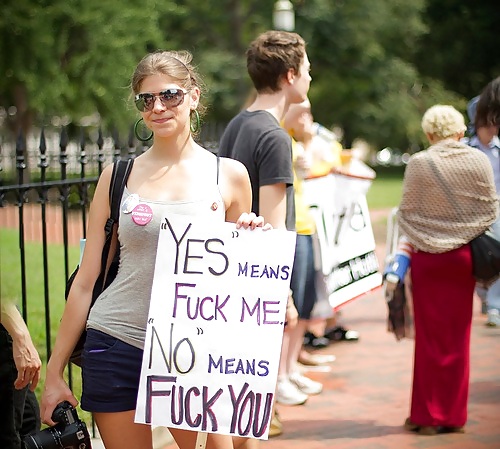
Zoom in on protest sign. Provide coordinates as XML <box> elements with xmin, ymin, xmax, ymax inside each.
<box><xmin>303</xmin><ymin>166</ymin><xmax>382</xmax><ymax>309</ymax></box>
<box><xmin>135</xmin><ymin>214</ymin><xmax>296</xmax><ymax>440</ymax></box>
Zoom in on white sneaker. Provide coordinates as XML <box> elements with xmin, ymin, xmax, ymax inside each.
<box><xmin>486</xmin><ymin>309</ymin><xmax>500</xmax><ymax>327</ymax></box>
<box><xmin>275</xmin><ymin>378</ymin><xmax>308</xmax><ymax>405</ymax></box>
<box><xmin>289</xmin><ymin>372</ymin><xmax>323</xmax><ymax>395</ymax></box>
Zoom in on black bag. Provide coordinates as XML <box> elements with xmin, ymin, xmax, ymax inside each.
<box><xmin>65</xmin><ymin>159</ymin><xmax>134</xmax><ymax>366</ymax></box>
<box><xmin>470</xmin><ymin>228</ymin><xmax>500</xmax><ymax>284</ymax></box>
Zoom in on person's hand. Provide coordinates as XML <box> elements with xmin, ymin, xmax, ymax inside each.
<box><xmin>284</xmin><ymin>292</ymin><xmax>298</xmax><ymax>330</ymax></box>
<box><xmin>330</xmin><ymin>166</ymin><xmax>348</xmax><ymax>175</ymax></box>
<box><xmin>235</xmin><ymin>212</ymin><xmax>273</xmax><ymax>231</ymax></box>
<box><xmin>41</xmin><ymin>373</ymin><xmax>78</xmax><ymax>425</ymax></box>
<box><xmin>12</xmin><ymin>335</ymin><xmax>42</xmax><ymax>391</ymax></box>
<box><xmin>294</xmin><ymin>152</ymin><xmax>312</xmax><ymax>179</ymax></box>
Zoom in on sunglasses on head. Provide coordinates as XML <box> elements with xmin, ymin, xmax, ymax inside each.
<box><xmin>134</xmin><ymin>88</ymin><xmax>188</xmax><ymax>112</ymax></box>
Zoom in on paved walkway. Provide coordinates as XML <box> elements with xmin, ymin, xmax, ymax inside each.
<box><xmin>161</xmin><ymin>288</ymin><xmax>500</xmax><ymax>449</ymax></box>
<box><xmin>257</xmin><ymin>291</ymin><xmax>500</xmax><ymax>449</ymax></box>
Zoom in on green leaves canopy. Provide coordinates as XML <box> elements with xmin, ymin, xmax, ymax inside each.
<box><xmin>0</xmin><ymin>0</ymin><xmax>171</xmax><ymax>131</ymax></box>
<box><xmin>1</xmin><ymin>0</ymin><xmax>497</xmax><ymax>152</ymax></box>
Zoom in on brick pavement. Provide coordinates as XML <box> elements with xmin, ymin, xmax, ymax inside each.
<box><xmin>257</xmin><ymin>290</ymin><xmax>500</xmax><ymax>449</ymax></box>
<box><xmin>161</xmin><ymin>288</ymin><xmax>500</xmax><ymax>449</ymax></box>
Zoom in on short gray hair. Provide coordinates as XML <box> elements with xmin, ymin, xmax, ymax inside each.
<box><xmin>421</xmin><ymin>105</ymin><xmax>466</xmax><ymax>139</ymax></box>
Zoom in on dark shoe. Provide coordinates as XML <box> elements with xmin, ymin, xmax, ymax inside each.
<box><xmin>418</xmin><ymin>426</ymin><xmax>438</xmax><ymax>436</ymax></box>
<box><xmin>404</xmin><ymin>417</ymin><xmax>419</xmax><ymax>432</ymax></box>
<box><xmin>404</xmin><ymin>418</ymin><xmax>438</xmax><ymax>435</ymax></box>
<box><xmin>303</xmin><ymin>332</ymin><xmax>330</xmax><ymax>349</ymax></box>
<box><xmin>440</xmin><ymin>426</ymin><xmax>465</xmax><ymax>434</ymax></box>
<box><xmin>325</xmin><ymin>326</ymin><xmax>360</xmax><ymax>342</ymax></box>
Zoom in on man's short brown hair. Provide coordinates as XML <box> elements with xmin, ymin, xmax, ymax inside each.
<box><xmin>246</xmin><ymin>30</ymin><xmax>306</xmax><ymax>93</ymax></box>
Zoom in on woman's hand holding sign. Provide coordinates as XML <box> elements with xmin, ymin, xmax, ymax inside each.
<box><xmin>235</xmin><ymin>212</ymin><xmax>273</xmax><ymax>231</ymax></box>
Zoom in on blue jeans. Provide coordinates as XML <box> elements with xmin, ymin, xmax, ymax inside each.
<box><xmin>81</xmin><ymin>329</ymin><xmax>143</xmax><ymax>413</ymax></box>
<box><xmin>485</xmin><ymin>218</ymin><xmax>500</xmax><ymax>312</ymax></box>
<box><xmin>290</xmin><ymin>234</ymin><xmax>317</xmax><ymax>320</ymax></box>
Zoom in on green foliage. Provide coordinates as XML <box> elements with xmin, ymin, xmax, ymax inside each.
<box><xmin>414</xmin><ymin>0</ymin><xmax>500</xmax><ymax>98</ymax></box>
<box><xmin>0</xmin><ymin>0</ymin><xmax>497</xmax><ymax>151</ymax></box>
<box><xmin>0</xmin><ymin>0</ymin><xmax>173</xmax><ymax>135</ymax></box>
<box><xmin>298</xmin><ymin>0</ymin><xmax>467</xmax><ymax>151</ymax></box>
<box><xmin>156</xmin><ymin>0</ymin><xmax>274</xmax><ymax>121</ymax></box>
<box><xmin>1</xmin><ymin>228</ymin><xmax>79</xmax><ymax>357</ymax></box>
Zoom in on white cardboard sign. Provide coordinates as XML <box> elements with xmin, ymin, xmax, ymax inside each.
<box><xmin>303</xmin><ymin>173</ymin><xmax>382</xmax><ymax>309</ymax></box>
<box><xmin>135</xmin><ymin>214</ymin><xmax>296</xmax><ymax>439</ymax></box>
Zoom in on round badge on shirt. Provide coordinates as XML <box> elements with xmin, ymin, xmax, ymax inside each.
<box><xmin>131</xmin><ymin>203</ymin><xmax>153</xmax><ymax>226</ymax></box>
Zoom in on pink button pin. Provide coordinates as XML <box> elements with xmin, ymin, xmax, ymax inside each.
<box><xmin>131</xmin><ymin>204</ymin><xmax>153</xmax><ymax>226</ymax></box>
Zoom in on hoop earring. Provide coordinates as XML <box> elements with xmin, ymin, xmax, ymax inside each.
<box><xmin>190</xmin><ymin>110</ymin><xmax>201</xmax><ymax>133</ymax></box>
<box><xmin>134</xmin><ymin>118</ymin><xmax>153</xmax><ymax>142</ymax></box>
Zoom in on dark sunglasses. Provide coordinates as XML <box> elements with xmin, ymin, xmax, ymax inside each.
<box><xmin>134</xmin><ymin>88</ymin><xmax>187</xmax><ymax>112</ymax></box>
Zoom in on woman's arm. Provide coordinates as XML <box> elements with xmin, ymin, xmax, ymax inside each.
<box><xmin>219</xmin><ymin>157</ymin><xmax>274</xmax><ymax>230</ymax></box>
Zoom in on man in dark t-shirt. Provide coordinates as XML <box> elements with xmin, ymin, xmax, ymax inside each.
<box><xmin>218</xmin><ymin>30</ymin><xmax>311</xmax><ymax>233</ymax></box>
<box><xmin>219</xmin><ymin>110</ymin><xmax>296</xmax><ymax>230</ymax></box>
<box><xmin>218</xmin><ymin>30</ymin><xmax>312</xmax><ymax>431</ymax></box>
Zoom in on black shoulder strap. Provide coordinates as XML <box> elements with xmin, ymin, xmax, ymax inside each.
<box><xmin>216</xmin><ymin>155</ymin><xmax>220</xmax><ymax>185</ymax></box>
<box><xmin>69</xmin><ymin>159</ymin><xmax>135</xmax><ymax>304</ymax></box>
<box><xmin>98</xmin><ymin>159</ymin><xmax>134</xmax><ymax>282</ymax></box>
<box><xmin>104</xmin><ymin>158</ymin><xmax>135</xmax><ymax>237</ymax></box>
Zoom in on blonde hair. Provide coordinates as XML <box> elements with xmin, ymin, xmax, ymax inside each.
<box><xmin>421</xmin><ymin>105</ymin><xmax>466</xmax><ymax>139</ymax></box>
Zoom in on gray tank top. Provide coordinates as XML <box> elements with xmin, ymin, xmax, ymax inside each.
<box><xmin>87</xmin><ymin>162</ymin><xmax>225</xmax><ymax>349</ymax></box>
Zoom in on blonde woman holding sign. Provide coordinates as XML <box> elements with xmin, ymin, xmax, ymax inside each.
<box><xmin>40</xmin><ymin>50</ymin><xmax>266</xmax><ymax>449</ymax></box>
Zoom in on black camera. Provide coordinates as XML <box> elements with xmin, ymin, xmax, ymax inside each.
<box><xmin>23</xmin><ymin>401</ymin><xmax>91</xmax><ymax>449</ymax></box>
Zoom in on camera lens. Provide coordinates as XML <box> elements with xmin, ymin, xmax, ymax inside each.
<box><xmin>23</xmin><ymin>403</ymin><xmax>91</xmax><ymax>449</ymax></box>
<box><xmin>23</xmin><ymin>427</ymin><xmax>60</xmax><ymax>449</ymax></box>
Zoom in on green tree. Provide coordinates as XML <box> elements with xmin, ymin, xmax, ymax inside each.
<box><xmin>297</xmin><ymin>0</ymin><xmax>464</xmax><ymax>151</ymax></box>
<box><xmin>414</xmin><ymin>0</ymin><xmax>500</xmax><ymax>99</ymax></box>
<box><xmin>0</xmin><ymin>0</ymin><xmax>172</xmax><ymax>136</ymax></box>
<box><xmin>1</xmin><ymin>0</ymin><xmax>497</xmax><ymax>153</ymax></box>
<box><xmin>156</xmin><ymin>0</ymin><xmax>275</xmax><ymax>122</ymax></box>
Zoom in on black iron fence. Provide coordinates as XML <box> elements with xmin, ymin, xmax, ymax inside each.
<box><xmin>0</xmin><ymin>122</ymin><xmax>224</xmax><ymax>395</ymax></box>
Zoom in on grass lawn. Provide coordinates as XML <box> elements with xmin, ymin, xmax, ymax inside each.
<box><xmin>366</xmin><ymin>166</ymin><xmax>404</xmax><ymax>211</ymax></box>
<box><xmin>366</xmin><ymin>176</ymin><xmax>403</xmax><ymax>210</ymax></box>
<box><xmin>0</xmin><ymin>228</ymin><xmax>91</xmax><ymax>424</ymax></box>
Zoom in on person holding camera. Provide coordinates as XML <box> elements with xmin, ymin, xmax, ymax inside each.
<box><xmin>40</xmin><ymin>50</ymin><xmax>268</xmax><ymax>449</ymax></box>
<box><xmin>0</xmin><ymin>300</ymin><xmax>41</xmax><ymax>449</ymax></box>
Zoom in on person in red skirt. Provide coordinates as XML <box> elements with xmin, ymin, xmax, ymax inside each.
<box><xmin>397</xmin><ymin>105</ymin><xmax>499</xmax><ymax>435</ymax></box>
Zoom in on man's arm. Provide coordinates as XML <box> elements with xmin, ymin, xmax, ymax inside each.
<box><xmin>259</xmin><ymin>183</ymin><xmax>298</xmax><ymax>327</ymax></box>
<box><xmin>0</xmin><ymin>301</ymin><xmax>42</xmax><ymax>390</ymax></box>
<box><xmin>259</xmin><ymin>183</ymin><xmax>287</xmax><ymax>230</ymax></box>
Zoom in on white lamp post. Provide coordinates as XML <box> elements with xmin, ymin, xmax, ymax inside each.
<box><xmin>273</xmin><ymin>0</ymin><xmax>295</xmax><ymax>31</ymax></box>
